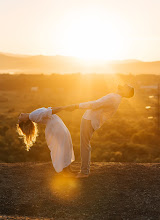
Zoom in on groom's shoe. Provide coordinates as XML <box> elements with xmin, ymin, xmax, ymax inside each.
<box><xmin>76</xmin><ymin>172</ymin><xmax>89</xmax><ymax>178</ymax></box>
<box><xmin>63</xmin><ymin>172</ymin><xmax>75</xmax><ymax>178</ymax></box>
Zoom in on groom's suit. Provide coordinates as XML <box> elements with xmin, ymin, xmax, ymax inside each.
<box><xmin>79</xmin><ymin>93</ymin><xmax>122</xmax><ymax>174</ymax></box>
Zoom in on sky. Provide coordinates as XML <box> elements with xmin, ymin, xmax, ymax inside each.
<box><xmin>0</xmin><ymin>0</ymin><xmax>160</xmax><ymax>61</ymax></box>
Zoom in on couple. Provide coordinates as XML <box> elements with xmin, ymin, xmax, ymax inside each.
<box><xmin>18</xmin><ymin>84</ymin><xmax>134</xmax><ymax>178</ymax></box>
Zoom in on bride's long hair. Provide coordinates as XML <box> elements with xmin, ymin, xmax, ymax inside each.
<box><xmin>17</xmin><ymin>119</ymin><xmax>38</xmax><ymax>151</ymax></box>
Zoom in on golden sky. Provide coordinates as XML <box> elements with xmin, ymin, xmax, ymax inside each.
<box><xmin>0</xmin><ymin>0</ymin><xmax>160</xmax><ymax>61</ymax></box>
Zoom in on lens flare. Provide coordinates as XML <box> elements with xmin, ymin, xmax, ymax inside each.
<box><xmin>148</xmin><ymin>116</ymin><xmax>153</xmax><ymax>119</ymax></box>
<box><xmin>50</xmin><ymin>175</ymin><xmax>81</xmax><ymax>200</ymax></box>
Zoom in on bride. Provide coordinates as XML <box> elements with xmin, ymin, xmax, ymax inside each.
<box><xmin>17</xmin><ymin>106</ymin><xmax>75</xmax><ymax>174</ymax></box>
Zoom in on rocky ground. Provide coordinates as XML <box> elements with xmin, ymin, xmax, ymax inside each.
<box><xmin>0</xmin><ymin>162</ymin><xmax>160</xmax><ymax>220</ymax></box>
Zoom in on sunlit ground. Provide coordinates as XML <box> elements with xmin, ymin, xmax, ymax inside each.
<box><xmin>50</xmin><ymin>175</ymin><xmax>81</xmax><ymax>200</ymax></box>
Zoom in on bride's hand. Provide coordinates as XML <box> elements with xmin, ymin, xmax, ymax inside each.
<box><xmin>52</xmin><ymin>106</ymin><xmax>65</xmax><ymax>114</ymax></box>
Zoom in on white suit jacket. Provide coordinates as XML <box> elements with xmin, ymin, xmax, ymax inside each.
<box><xmin>79</xmin><ymin>93</ymin><xmax>121</xmax><ymax>130</ymax></box>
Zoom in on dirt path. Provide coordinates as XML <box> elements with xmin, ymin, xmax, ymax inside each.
<box><xmin>0</xmin><ymin>162</ymin><xmax>160</xmax><ymax>220</ymax></box>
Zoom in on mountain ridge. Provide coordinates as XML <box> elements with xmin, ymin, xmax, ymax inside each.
<box><xmin>0</xmin><ymin>52</ymin><xmax>160</xmax><ymax>74</ymax></box>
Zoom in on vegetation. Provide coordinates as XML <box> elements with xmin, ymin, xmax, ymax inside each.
<box><xmin>0</xmin><ymin>73</ymin><xmax>160</xmax><ymax>163</ymax></box>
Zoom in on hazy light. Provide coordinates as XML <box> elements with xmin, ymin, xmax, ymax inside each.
<box><xmin>146</xmin><ymin>106</ymin><xmax>151</xmax><ymax>109</ymax></box>
<box><xmin>0</xmin><ymin>0</ymin><xmax>160</xmax><ymax>60</ymax></box>
<box><xmin>62</xmin><ymin>13</ymin><xmax>130</xmax><ymax>60</ymax></box>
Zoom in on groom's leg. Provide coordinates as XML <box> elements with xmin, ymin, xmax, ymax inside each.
<box><xmin>80</xmin><ymin>118</ymin><xmax>94</xmax><ymax>175</ymax></box>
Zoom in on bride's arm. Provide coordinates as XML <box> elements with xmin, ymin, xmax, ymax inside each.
<box><xmin>52</xmin><ymin>104</ymin><xmax>79</xmax><ymax>113</ymax></box>
<box><xmin>52</xmin><ymin>106</ymin><xmax>66</xmax><ymax>114</ymax></box>
<box><xmin>64</xmin><ymin>104</ymin><xmax>79</xmax><ymax>111</ymax></box>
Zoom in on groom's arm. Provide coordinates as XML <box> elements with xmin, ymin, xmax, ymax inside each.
<box><xmin>79</xmin><ymin>98</ymin><xmax>113</xmax><ymax>110</ymax></box>
<box><xmin>64</xmin><ymin>97</ymin><xmax>114</xmax><ymax>111</ymax></box>
<box><xmin>64</xmin><ymin>101</ymin><xmax>96</xmax><ymax>111</ymax></box>
<box><xmin>79</xmin><ymin>101</ymin><xmax>96</xmax><ymax>109</ymax></box>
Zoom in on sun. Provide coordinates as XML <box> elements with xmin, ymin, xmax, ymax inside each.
<box><xmin>61</xmin><ymin>14</ymin><xmax>130</xmax><ymax>61</ymax></box>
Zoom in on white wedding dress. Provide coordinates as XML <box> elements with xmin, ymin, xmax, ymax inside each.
<box><xmin>29</xmin><ymin>107</ymin><xmax>75</xmax><ymax>172</ymax></box>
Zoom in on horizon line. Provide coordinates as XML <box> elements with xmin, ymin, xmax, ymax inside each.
<box><xmin>1</xmin><ymin>51</ymin><xmax>160</xmax><ymax>63</ymax></box>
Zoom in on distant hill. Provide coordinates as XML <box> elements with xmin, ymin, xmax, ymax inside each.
<box><xmin>0</xmin><ymin>52</ymin><xmax>160</xmax><ymax>74</ymax></box>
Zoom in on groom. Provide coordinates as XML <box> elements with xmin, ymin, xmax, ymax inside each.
<box><xmin>54</xmin><ymin>84</ymin><xmax>134</xmax><ymax>178</ymax></box>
